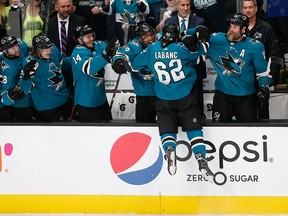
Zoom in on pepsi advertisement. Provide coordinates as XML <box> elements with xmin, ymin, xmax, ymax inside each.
<box><xmin>1</xmin><ymin>125</ymin><xmax>288</xmax><ymax>214</ymax></box>
<box><xmin>0</xmin><ymin>125</ymin><xmax>285</xmax><ymax>196</ymax></box>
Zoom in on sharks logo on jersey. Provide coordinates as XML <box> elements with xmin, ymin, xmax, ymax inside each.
<box><xmin>125</xmin><ymin>46</ymin><xmax>131</xmax><ymax>52</ymax></box>
<box><xmin>1</xmin><ymin>61</ymin><xmax>10</xmax><ymax>70</ymax></box>
<box><xmin>252</xmin><ymin>32</ymin><xmax>263</xmax><ymax>40</ymax></box>
<box><xmin>131</xmin><ymin>40</ymin><xmax>140</xmax><ymax>47</ymax></box>
<box><xmin>218</xmin><ymin>52</ymin><xmax>245</xmax><ymax>76</ymax></box>
<box><xmin>25</xmin><ymin>56</ymin><xmax>34</xmax><ymax>62</ymax></box>
<box><xmin>48</xmin><ymin>62</ymin><xmax>63</xmax><ymax>92</ymax></box>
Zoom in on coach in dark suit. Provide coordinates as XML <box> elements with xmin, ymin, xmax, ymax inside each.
<box><xmin>165</xmin><ymin>0</ymin><xmax>206</xmax><ymax>118</ymax></box>
<box><xmin>164</xmin><ymin>4</ymin><xmax>204</xmax><ymax>30</ymax></box>
<box><xmin>47</xmin><ymin>0</ymin><xmax>85</xmax><ymax>95</ymax></box>
<box><xmin>47</xmin><ymin>14</ymin><xmax>85</xmax><ymax>56</ymax></box>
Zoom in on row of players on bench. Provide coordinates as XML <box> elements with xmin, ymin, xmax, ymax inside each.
<box><xmin>0</xmin><ymin>13</ymin><xmax>270</xmax><ymax>123</ymax></box>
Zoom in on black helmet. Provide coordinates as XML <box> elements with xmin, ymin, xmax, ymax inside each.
<box><xmin>73</xmin><ymin>25</ymin><xmax>95</xmax><ymax>42</ymax></box>
<box><xmin>135</xmin><ymin>22</ymin><xmax>155</xmax><ymax>38</ymax></box>
<box><xmin>228</xmin><ymin>13</ymin><xmax>249</xmax><ymax>30</ymax></box>
<box><xmin>32</xmin><ymin>33</ymin><xmax>53</xmax><ymax>50</ymax></box>
<box><xmin>0</xmin><ymin>34</ymin><xmax>18</xmax><ymax>51</ymax></box>
<box><xmin>162</xmin><ymin>23</ymin><xmax>180</xmax><ymax>44</ymax></box>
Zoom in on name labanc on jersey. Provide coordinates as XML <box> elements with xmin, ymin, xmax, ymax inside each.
<box><xmin>155</xmin><ymin>52</ymin><xmax>178</xmax><ymax>59</ymax></box>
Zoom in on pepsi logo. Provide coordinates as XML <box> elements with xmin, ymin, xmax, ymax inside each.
<box><xmin>110</xmin><ymin>132</ymin><xmax>163</xmax><ymax>185</ymax></box>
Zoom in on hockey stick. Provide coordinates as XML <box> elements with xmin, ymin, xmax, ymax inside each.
<box><xmin>69</xmin><ymin>103</ymin><xmax>76</xmax><ymax>121</ymax></box>
<box><xmin>109</xmin><ymin>73</ymin><xmax>122</xmax><ymax>111</ymax></box>
<box><xmin>109</xmin><ymin>10</ymin><xmax>137</xmax><ymax>112</ymax></box>
<box><xmin>18</xmin><ymin>0</ymin><xmax>30</xmax><ymax>38</ymax></box>
<box><xmin>18</xmin><ymin>1</ymin><xmax>25</xmax><ymax>38</ymax></box>
<box><xmin>43</xmin><ymin>0</ymin><xmax>53</xmax><ymax>34</ymax></box>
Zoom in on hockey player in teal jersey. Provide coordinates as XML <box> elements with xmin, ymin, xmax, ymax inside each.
<box><xmin>132</xmin><ymin>23</ymin><xmax>214</xmax><ymax>181</ymax></box>
<box><xmin>0</xmin><ymin>74</ymin><xmax>10</xmax><ymax>122</ymax></box>
<box><xmin>205</xmin><ymin>13</ymin><xmax>270</xmax><ymax>122</ymax></box>
<box><xmin>102</xmin><ymin>0</ymin><xmax>150</xmax><ymax>45</ymax></box>
<box><xmin>0</xmin><ymin>28</ymin><xmax>10</xmax><ymax>121</ymax></box>
<box><xmin>71</xmin><ymin>25</ymin><xmax>119</xmax><ymax>122</ymax></box>
<box><xmin>111</xmin><ymin>22</ymin><xmax>157</xmax><ymax>122</ymax></box>
<box><xmin>19</xmin><ymin>33</ymin><xmax>71</xmax><ymax>122</ymax></box>
<box><xmin>0</xmin><ymin>34</ymin><xmax>34</xmax><ymax>122</ymax></box>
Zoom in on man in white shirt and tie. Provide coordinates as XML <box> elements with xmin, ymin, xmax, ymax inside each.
<box><xmin>47</xmin><ymin>0</ymin><xmax>85</xmax><ymax>115</ymax></box>
<box><xmin>47</xmin><ymin>0</ymin><xmax>85</xmax><ymax>57</ymax></box>
<box><xmin>165</xmin><ymin>0</ymin><xmax>204</xmax><ymax>33</ymax></box>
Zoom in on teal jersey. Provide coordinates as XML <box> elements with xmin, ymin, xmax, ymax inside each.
<box><xmin>71</xmin><ymin>41</ymin><xmax>108</xmax><ymax>108</ymax></box>
<box><xmin>0</xmin><ymin>54</ymin><xmax>5</xmax><ymax>109</ymax></box>
<box><xmin>146</xmin><ymin>0</ymin><xmax>162</xmax><ymax>3</ymax></box>
<box><xmin>207</xmin><ymin>32</ymin><xmax>269</xmax><ymax>96</ymax></box>
<box><xmin>0</xmin><ymin>76</ymin><xmax>3</xmax><ymax>109</ymax></box>
<box><xmin>20</xmin><ymin>45</ymin><xmax>70</xmax><ymax>111</ymax></box>
<box><xmin>132</xmin><ymin>40</ymin><xmax>208</xmax><ymax>100</ymax></box>
<box><xmin>0</xmin><ymin>39</ymin><xmax>32</xmax><ymax>107</ymax></box>
<box><xmin>112</xmin><ymin>38</ymin><xmax>155</xmax><ymax>96</ymax></box>
<box><xmin>108</xmin><ymin>0</ymin><xmax>149</xmax><ymax>16</ymax></box>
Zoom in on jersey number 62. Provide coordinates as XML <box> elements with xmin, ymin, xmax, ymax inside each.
<box><xmin>154</xmin><ymin>59</ymin><xmax>185</xmax><ymax>85</ymax></box>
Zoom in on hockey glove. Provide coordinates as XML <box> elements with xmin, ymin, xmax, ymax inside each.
<box><xmin>112</xmin><ymin>59</ymin><xmax>135</xmax><ymax>74</ymax></box>
<box><xmin>139</xmin><ymin>69</ymin><xmax>150</xmax><ymax>76</ymax></box>
<box><xmin>139</xmin><ymin>69</ymin><xmax>153</xmax><ymax>80</ymax></box>
<box><xmin>102</xmin><ymin>37</ymin><xmax>119</xmax><ymax>62</ymax></box>
<box><xmin>180</xmin><ymin>35</ymin><xmax>199</xmax><ymax>52</ymax></box>
<box><xmin>8</xmin><ymin>85</ymin><xmax>25</xmax><ymax>102</ymax></box>
<box><xmin>195</xmin><ymin>26</ymin><xmax>210</xmax><ymax>43</ymax></box>
<box><xmin>257</xmin><ymin>86</ymin><xmax>270</xmax><ymax>104</ymax></box>
<box><xmin>23</xmin><ymin>60</ymin><xmax>38</xmax><ymax>80</ymax></box>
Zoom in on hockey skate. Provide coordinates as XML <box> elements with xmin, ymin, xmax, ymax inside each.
<box><xmin>195</xmin><ymin>152</ymin><xmax>214</xmax><ymax>183</ymax></box>
<box><xmin>164</xmin><ymin>146</ymin><xmax>177</xmax><ymax>176</ymax></box>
